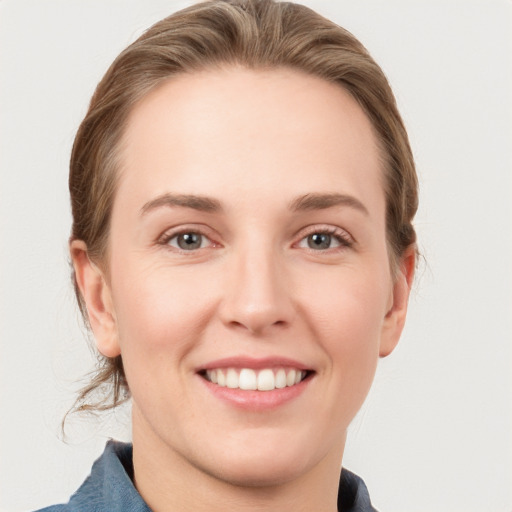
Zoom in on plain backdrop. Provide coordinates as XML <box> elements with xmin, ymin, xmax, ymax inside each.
<box><xmin>1</xmin><ymin>1</ymin><xmax>511</xmax><ymax>511</ymax></box>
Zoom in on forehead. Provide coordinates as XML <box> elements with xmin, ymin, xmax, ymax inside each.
<box><xmin>116</xmin><ymin>66</ymin><xmax>384</xmax><ymax>218</ymax></box>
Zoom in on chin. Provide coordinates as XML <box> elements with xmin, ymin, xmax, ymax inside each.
<box><xmin>195</xmin><ymin>435</ymin><xmax>323</xmax><ymax>488</ymax></box>
<box><xmin>209</xmin><ymin>456</ymin><xmax>310</xmax><ymax>488</ymax></box>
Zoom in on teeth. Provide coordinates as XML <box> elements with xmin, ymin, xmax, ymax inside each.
<box><xmin>226</xmin><ymin>368</ymin><xmax>238</xmax><ymax>389</ymax></box>
<box><xmin>239</xmin><ymin>369</ymin><xmax>257</xmax><ymax>390</ymax></box>
<box><xmin>275</xmin><ymin>369</ymin><xmax>286</xmax><ymax>389</ymax></box>
<box><xmin>257</xmin><ymin>369</ymin><xmax>275</xmax><ymax>391</ymax></box>
<box><xmin>205</xmin><ymin>367</ymin><xmax>307</xmax><ymax>391</ymax></box>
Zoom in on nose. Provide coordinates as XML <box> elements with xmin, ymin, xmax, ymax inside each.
<box><xmin>218</xmin><ymin>243</ymin><xmax>295</xmax><ymax>335</ymax></box>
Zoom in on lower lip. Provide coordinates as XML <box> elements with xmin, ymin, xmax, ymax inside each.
<box><xmin>198</xmin><ymin>374</ymin><xmax>312</xmax><ymax>411</ymax></box>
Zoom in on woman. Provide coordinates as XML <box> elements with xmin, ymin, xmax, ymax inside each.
<box><xmin>37</xmin><ymin>0</ymin><xmax>417</xmax><ymax>510</ymax></box>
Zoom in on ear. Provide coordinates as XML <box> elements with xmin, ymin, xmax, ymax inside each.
<box><xmin>379</xmin><ymin>246</ymin><xmax>416</xmax><ymax>357</ymax></box>
<box><xmin>70</xmin><ymin>240</ymin><xmax>121</xmax><ymax>358</ymax></box>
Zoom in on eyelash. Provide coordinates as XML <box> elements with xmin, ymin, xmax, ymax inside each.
<box><xmin>157</xmin><ymin>227</ymin><xmax>218</xmax><ymax>253</ymax></box>
<box><xmin>295</xmin><ymin>225</ymin><xmax>354</xmax><ymax>252</ymax></box>
<box><xmin>157</xmin><ymin>225</ymin><xmax>353</xmax><ymax>253</ymax></box>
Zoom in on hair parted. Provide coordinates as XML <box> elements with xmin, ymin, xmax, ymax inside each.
<box><xmin>69</xmin><ymin>0</ymin><xmax>418</xmax><ymax>415</ymax></box>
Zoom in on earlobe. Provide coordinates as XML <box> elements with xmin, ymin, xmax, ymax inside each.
<box><xmin>379</xmin><ymin>246</ymin><xmax>416</xmax><ymax>357</ymax></box>
<box><xmin>70</xmin><ymin>240</ymin><xmax>121</xmax><ymax>358</ymax></box>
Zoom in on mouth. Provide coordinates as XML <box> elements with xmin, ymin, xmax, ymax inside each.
<box><xmin>199</xmin><ymin>367</ymin><xmax>313</xmax><ymax>392</ymax></box>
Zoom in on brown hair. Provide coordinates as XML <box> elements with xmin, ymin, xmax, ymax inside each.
<box><xmin>69</xmin><ymin>0</ymin><xmax>418</xmax><ymax>414</ymax></box>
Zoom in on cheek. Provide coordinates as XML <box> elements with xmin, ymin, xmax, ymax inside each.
<box><xmin>108</xmin><ymin>264</ymin><xmax>221</xmax><ymax>418</ymax></box>
<box><xmin>301</xmin><ymin>264</ymin><xmax>390</xmax><ymax>382</ymax></box>
<box><xmin>304</xmin><ymin>264</ymin><xmax>388</xmax><ymax>339</ymax></box>
<box><xmin>110</xmin><ymin>263</ymin><xmax>217</xmax><ymax>365</ymax></box>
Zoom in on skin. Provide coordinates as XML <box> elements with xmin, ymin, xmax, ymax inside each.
<box><xmin>72</xmin><ymin>67</ymin><xmax>415</xmax><ymax>512</ymax></box>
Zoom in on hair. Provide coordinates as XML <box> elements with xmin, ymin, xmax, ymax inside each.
<box><xmin>68</xmin><ymin>0</ymin><xmax>418</xmax><ymax>414</ymax></box>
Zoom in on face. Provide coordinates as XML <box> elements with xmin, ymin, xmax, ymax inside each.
<box><xmin>75</xmin><ymin>67</ymin><xmax>413</xmax><ymax>489</ymax></box>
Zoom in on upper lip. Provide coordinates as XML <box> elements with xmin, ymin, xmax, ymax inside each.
<box><xmin>198</xmin><ymin>356</ymin><xmax>313</xmax><ymax>372</ymax></box>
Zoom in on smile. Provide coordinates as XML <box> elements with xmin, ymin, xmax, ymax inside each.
<box><xmin>203</xmin><ymin>367</ymin><xmax>309</xmax><ymax>391</ymax></box>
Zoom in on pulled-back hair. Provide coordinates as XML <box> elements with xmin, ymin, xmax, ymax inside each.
<box><xmin>69</xmin><ymin>0</ymin><xmax>418</xmax><ymax>414</ymax></box>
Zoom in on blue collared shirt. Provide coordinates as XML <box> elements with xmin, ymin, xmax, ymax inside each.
<box><xmin>35</xmin><ymin>440</ymin><xmax>377</xmax><ymax>511</ymax></box>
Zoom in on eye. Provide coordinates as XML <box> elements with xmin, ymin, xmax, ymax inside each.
<box><xmin>296</xmin><ymin>228</ymin><xmax>353</xmax><ymax>251</ymax></box>
<box><xmin>167</xmin><ymin>231</ymin><xmax>210</xmax><ymax>251</ymax></box>
<box><xmin>306</xmin><ymin>233</ymin><xmax>337</xmax><ymax>250</ymax></box>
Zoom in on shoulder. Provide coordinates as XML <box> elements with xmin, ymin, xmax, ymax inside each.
<box><xmin>33</xmin><ymin>507</ymin><xmax>68</xmax><ymax>512</ymax></box>
<box><xmin>31</xmin><ymin>441</ymin><xmax>150</xmax><ymax>512</ymax></box>
<box><xmin>338</xmin><ymin>467</ymin><xmax>379</xmax><ymax>512</ymax></box>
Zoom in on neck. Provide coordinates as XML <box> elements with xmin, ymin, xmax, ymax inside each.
<box><xmin>131</xmin><ymin>408</ymin><xmax>345</xmax><ymax>512</ymax></box>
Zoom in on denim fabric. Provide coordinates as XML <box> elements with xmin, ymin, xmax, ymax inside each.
<box><xmin>35</xmin><ymin>441</ymin><xmax>150</xmax><ymax>512</ymax></box>
<box><xmin>34</xmin><ymin>440</ymin><xmax>377</xmax><ymax>511</ymax></box>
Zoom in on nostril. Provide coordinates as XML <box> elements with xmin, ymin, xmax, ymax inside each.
<box><xmin>217</xmin><ymin>258</ymin><xmax>295</xmax><ymax>334</ymax></box>
<box><xmin>225</xmin><ymin>316</ymin><xmax>289</xmax><ymax>335</ymax></box>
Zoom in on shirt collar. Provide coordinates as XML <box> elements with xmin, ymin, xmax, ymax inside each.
<box><xmin>67</xmin><ymin>440</ymin><xmax>376</xmax><ymax>512</ymax></box>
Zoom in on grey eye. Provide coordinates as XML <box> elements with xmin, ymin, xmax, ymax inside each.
<box><xmin>170</xmin><ymin>232</ymin><xmax>205</xmax><ymax>250</ymax></box>
<box><xmin>307</xmin><ymin>233</ymin><xmax>333</xmax><ymax>250</ymax></box>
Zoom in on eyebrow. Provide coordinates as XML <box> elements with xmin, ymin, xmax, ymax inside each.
<box><xmin>140</xmin><ymin>191</ymin><xmax>368</xmax><ymax>217</ymax></box>
<box><xmin>141</xmin><ymin>193</ymin><xmax>222</xmax><ymax>215</ymax></box>
<box><xmin>289</xmin><ymin>193</ymin><xmax>369</xmax><ymax>215</ymax></box>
